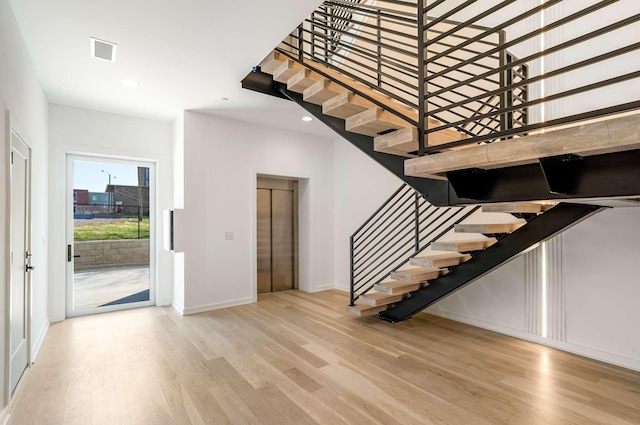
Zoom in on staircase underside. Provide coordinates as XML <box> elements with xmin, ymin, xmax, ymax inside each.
<box><xmin>406</xmin><ymin>114</ymin><xmax>640</xmax><ymax>178</ymax></box>
<box><xmin>243</xmin><ymin>69</ymin><xmax>640</xmax><ymax>206</ymax></box>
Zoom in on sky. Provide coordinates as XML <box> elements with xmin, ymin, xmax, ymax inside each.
<box><xmin>73</xmin><ymin>160</ymin><xmax>140</xmax><ymax>193</ymax></box>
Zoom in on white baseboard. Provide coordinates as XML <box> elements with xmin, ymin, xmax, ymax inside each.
<box><xmin>31</xmin><ymin>321</ymin><xmax>50</xmax><ymax>362</ymax></box>
<box><xmin>310</xmin><ymin>284</ymin><xmax>335</xmax><ymax>293</ymax></box>
<box><xmin>171</xmin><ymin>302</ymin><xmax>185</xmax><ymax>315</ymax></box>
<box><xmin>427</xmin><ymin>310</ymin><xmax>640</xmax><ymax>372</ymax></box>
<box><xmin>182</xmin><ymin>297</ymin><xmax>254</xmax><ymax>315</ymax></box>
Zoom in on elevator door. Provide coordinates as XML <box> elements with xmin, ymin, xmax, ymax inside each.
<box><xmin>257</xmin><ymin>179</ymin><xmax>297</xmax><ymax>294</ymax></box>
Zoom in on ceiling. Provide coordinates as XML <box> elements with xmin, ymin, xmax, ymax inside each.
<box><xmin>8</xmin><ymin>0</ymin><xmax>336</xmax><ymax>137</ymax></box>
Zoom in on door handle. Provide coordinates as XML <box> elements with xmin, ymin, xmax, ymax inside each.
<box><xmin>26</xmin><ymin>265</ymin><xmax>35</xmax><ymax>272</ymax></box>
<box><xmin>67</xmin><ymin>244</ymin><xmax>80</xmax><ymax>262</ymax></box>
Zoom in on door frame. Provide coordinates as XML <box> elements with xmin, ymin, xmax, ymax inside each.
<box><xmin>252</xmin><ymin>169</ymin><xmax>312</xmax><ymax>299</ymax></box>
<box><xmin>65</xmin><ymin>154</ymin><xmax>157</xmax><ymax>317</ymax></box>
<box><xmin>256</xmin><ymin>177</ymin><xmax>299</xmax><ymax>294</ymax></box>
<box><xmin>5</xmin><ymin>111</ymin><xmax>33</xmax><ymax>403</ymax></box>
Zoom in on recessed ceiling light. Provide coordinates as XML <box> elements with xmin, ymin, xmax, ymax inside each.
<box><xmin>302</xmin><ymin>116</ymin><xmax>313</xmax><ymax>122</ymax></box>
<box><xmin>90</xmin><ymin>37</ymin><xmax>117</xmax><ymax>62</ymax></box>
<box><xmin>122</xmin><ymin>79</ymin><xmax>139</xmax><ymax>88</ymax></box>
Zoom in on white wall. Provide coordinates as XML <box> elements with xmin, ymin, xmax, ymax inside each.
<box><xmin>0</xmin><ymin>0</ymin><xmax>49</xmax><ymax>409</ymax></box>
<box><xmin>426</xmin><ymin>208</ymin><xmax>640</xmax><ymax>371</ymax></box>
<box><xmin>427</xmin><ymin>257</ymin><xmax>527</xmax><ymax>332</ymax></box>
<box><xmin>564</xmin><ymin>208</ymin><xmax>640</xmax><ymax>363</ymax></box>
<box><xmin>48</xmin><ymin>104</ymin><xmax>174</xmax><ymax>321</ymax></box>
<box><xmin>172</xmin><ymin>114</ymin><xmax>185</xmax><ymax>312</ymax></box>
<box><xmin>333</xmin><ymin>137</ymin><xmax>403</xmax><ymax>291</ymax></box>
<box><xmin>176</xmin><ymin>112</ymin><xmax>335</xmax><ymax>314</ymax></box>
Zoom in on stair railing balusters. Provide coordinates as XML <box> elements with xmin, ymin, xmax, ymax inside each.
<box><xmin>298</xmin><ymin>24</ymin><xmax>304</xmax><ymax>62</ymax></box>
<box><xmin>498</xmin><ymin>30</ymin><xmax>508</xmax><ymax>138</ymax></box>
<box><xmin>350</xmin><ymin>234</ymin><xmax>355</xmax><ymax>306</ymax></box>
<box><xmin>377</xmin><ymin>9</ymin><xmax>382</xmax><ymax>88</ymax></box>
<box><xmin>414</xmin><ymin>192</ymin><xmax>420</xmax><ymax>252</ymax></box>
<box><xmin>310</xmin><ymin>11</ymin><xmax>316</xmax><ymax>58</ymax></box>
<box><xmin>418</xmin><ymin>0</ymin><xmax>426</xmax><ymax>156</ymax></box>
<box><xmin>263</xmin><ymin>0</ymin><xmax>640</xmax><ymax>157</ymax></box>
<box><xmin>349</xmin><ymin>183</ymin><xmax>479</xmax><ymax>304</ymax></box>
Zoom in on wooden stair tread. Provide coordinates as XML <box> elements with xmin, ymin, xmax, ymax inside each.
<box><xmin>410</xmin><ymin>252</ymin><xmax>472</xmax><ymax>268</ymax></box>
<box><xmin>431</xmin><ymin>238</ymin><xmax>497</xmax><ymax>253</ymax></box>
<box><xmin>455</xmin><ymin>223</ymin><xmax>524</xmax><ymax>234</ymax></box>
<box><xmin>481</xmin><ymin>202</ymin><xmax>543</xmax><ymax>214</ymax></box>
<box><xmin>288</xmin><ymin>69</ymin><xmax>320</xmax><ymax>93</ymax></box>
<box><xmin>374</xmin><ymin>281</ymin><xmax>422</xmax><ymax>295</ymax></box>
<box><xmin>359</xmin><ymin>291</ymin><xmax>404</xmax><ymax>307</ymax></box>
<box><xmin>346</xmin><ymin>107</ymin><xmax>410</xmax><ymax>137</ymax></box>
<box><xmin>273</xmin><ymin>60</ymin><xmax>304</xmax><ymax>83</ymax></box>
<box><xmin>346</xmin><ymin>304</ymin><xmax>387</xmax><ymax>317</ymax></box>
<box><xmin>259</xmin><ymin>51</ymin><xmax>286</xmax><ymax>74</ymax></box>
<box><xmin>323</xmin><ymin>91</ymin><xmax>374</xmax><ymax>119</ymax></box>
<box><xmin>390</xmin><ymin>267</ymin><xmax>446</xmax><ymax>283</ymax></box>
<box><xmin>374</xmin><ymin>127</ymin><xmax>468</xmax><ymax>157</ymax></box>
<box><xmin>303</xmin><ymin>79</ymin><xmax>347</xmax><ymax>105</ymax></box>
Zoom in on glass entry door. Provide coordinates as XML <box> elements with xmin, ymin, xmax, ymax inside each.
<box><xmin>67</xmin><ymin>156</ymin><xmax>155</xmax><ymax>316</ymax></box>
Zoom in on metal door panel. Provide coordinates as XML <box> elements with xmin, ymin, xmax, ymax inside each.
<box><xmin>257</xmin><ymin>189</ymin><xmax>272</xmax><ymax>294</ymax></box>
<box><xmin>271</xmin><ymin>190</ymin><xmax>294</xmax><ymax>291</ymax></box>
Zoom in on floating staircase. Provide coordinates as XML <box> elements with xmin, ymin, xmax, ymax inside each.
<box><xmin>244</xmin><ymin>1</ymin><xmax>637</xmax><ymax>323</ymax></box>
<box><xmin>249</xmin><ymin>50</ymin><xmax>613</xmax><ymax>322</ymax></box>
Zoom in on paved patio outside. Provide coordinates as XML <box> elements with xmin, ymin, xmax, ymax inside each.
<box><xmin>73</xmin><ymin>266</ymin><xmax>150</xmax><ymax>309</ymax></box>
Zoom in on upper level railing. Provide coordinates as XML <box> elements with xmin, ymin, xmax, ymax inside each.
<box><xmin>275</xmin><ymin>0</ymin><xmax>528</xmax><ymax>148</ymax></box>
<box><xmin>270</xmin><ymin>0</ymin><xmax>640</xmax><ymax>156</ymax></box>
<box><xmin>419</xmin><ymin>0</ymin><xmax>640</xmax><ymax>153</ymax></box>
<box><xmin>350</xmin><ymin>184</ymin><xmax>478</xmax><ymax>305</ymax></box>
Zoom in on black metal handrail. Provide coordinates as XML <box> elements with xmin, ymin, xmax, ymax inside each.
<box><xmin>265</xmin><ymin>1</ymin><xmax>639</xmax><ymax>160</ymax></box>
<box><xmin>349</xmin><ymin>184</ymin><xmax>479</xmax><ymax>305</ymax></box>
<box><xmin>419</xmin><ymin>0</ymin><xmax>640</xmax><ymax>153</ymax></box>
<box><xmin>275</xmin><ymin>0</ymin><xmax>526</xmax><ymax>151</ymax></box>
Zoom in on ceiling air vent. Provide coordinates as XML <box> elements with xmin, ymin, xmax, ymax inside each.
<box><xmin>90</xmin><ymin>37</ymin><xmax>117</xmax><ymax>62</ymax></box>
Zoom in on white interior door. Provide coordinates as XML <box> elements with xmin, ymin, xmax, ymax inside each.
<box><xmin>9</xmin><ymin>129</ymin><xmax>31</xmax><ymax>396</ymax></box>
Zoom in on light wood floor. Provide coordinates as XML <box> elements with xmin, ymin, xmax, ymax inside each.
<box><xmin>7</xmin><ymin>290</ymin><xmax>640</xmax><ymax>425</ymax></box>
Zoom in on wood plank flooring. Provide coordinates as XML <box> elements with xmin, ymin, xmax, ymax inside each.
<box><xmin>7</xmin><ymin>290</ymin><xmax>640</xmax><ymax>425</ymax></box>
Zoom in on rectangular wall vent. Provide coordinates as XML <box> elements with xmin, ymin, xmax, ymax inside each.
<box><xmin>90</xmin><ymin>37</ymin><xmax>117</xmax><ymax>62</ymax></box>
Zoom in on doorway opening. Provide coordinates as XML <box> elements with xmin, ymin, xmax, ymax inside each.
<box><xmin>67</xmin><ymin>156</ymin><xmax>155</xmax><ymax>317</ymax></box>
<box><xmin>257</xmin><ymin>176</ymin><xmax>299</xmax><ymax>294</ymax></box>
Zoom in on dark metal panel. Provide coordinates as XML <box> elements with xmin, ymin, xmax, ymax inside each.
<box><xmin>538</xmin><ymin>154</ymin><xmax>584</xmax><ymax>195</ymax></box>
<box><xmin>447</xmin><ymin>149</ymin><xmax>640</xmax><ymax>204</ymax></box>
<box><xmin>271</xmin><ymin>190</ymin><xmax>295</xmax><ymax>292</ymax></box>
<box><xmin>378</xmin><ymin>203</ymin><xmax>605</xmax><ymax>323</ymax></box>
<box><xmin>241</xmin><ymin>70</ymin><xmax>288</xmax><ymax>99</ymax></box>
<box><xmin>256</xmin><ymin>189</ymin><xmax>272</xmax><ymax>294</ymax></box>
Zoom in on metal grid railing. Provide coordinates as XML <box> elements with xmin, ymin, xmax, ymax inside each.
<box><xmin>349</xmin><ymin>184</ymin><xmax>479</xmax><ymax>305</ymax></box>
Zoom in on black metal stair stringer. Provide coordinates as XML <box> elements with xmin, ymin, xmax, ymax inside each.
<box><xmin>378</xmin><ymin>202</ymin><xmax>605</xmax><ymax>323</ymax></box>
